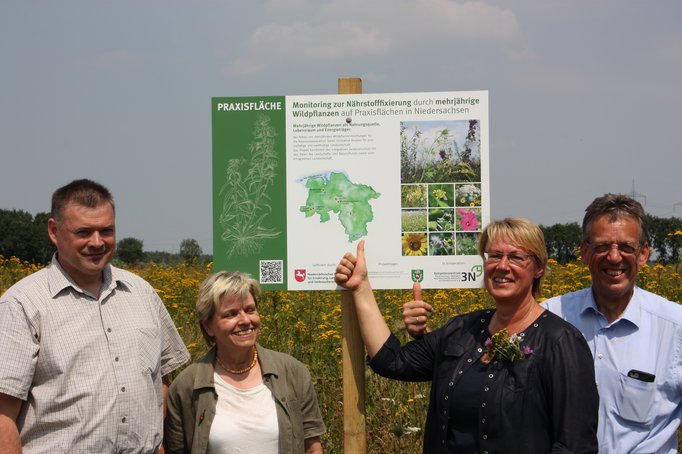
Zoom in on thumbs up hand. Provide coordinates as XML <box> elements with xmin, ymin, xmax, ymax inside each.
<box><xmin>335</xmin><ymin>240</ymin><xmax>369</xmax><ymax>292</ymax></box>
<box><xmin>402</xmin><ymin>282</ymin><xmax>433</xmax><ymax>339</ymax></box>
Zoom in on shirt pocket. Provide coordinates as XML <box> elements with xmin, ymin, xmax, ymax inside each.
<box><xmin>437</xmin><ymin>343</ymin><xmax>467</xmax><ymax>380</ymax></box>
<box><xmin>503</xmin><ymin>358</ymin><xmax>533</xmax><ymax>392</ymax></box>
<box><xmin>618</xmin><ymin>373</ymin><xmax>656</xmax><ymax>424</ymax></box>
<box><xmin>137</xmin><ymin>327</ymin><xmax>162</xmax><ymax>376</ymax></box>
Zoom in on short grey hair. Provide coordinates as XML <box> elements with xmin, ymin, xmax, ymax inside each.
<box><xmin>582</xmin><ymin>193</ymin><xmax>647</xmax><ymax>244</ymax></box>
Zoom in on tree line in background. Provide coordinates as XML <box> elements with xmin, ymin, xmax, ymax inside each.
<box><xmin>1</xmin><ymin>208</ymin><xmax>680</xmax><ymax>266</ymax></box>
<box><xmin>540</xmin><ymin>214</ymin><xmax>682</xmax><ymax>265</ymax></box>
<box><xmin>0</xmin><ymin>209</ymin><xmax>211</xmax><ymax>266</ymax></box>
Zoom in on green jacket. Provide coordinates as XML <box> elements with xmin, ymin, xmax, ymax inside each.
<box><xmin>164</xmin><ymin>344</ymin><xmax>326</xmax><ymax>453</ymax></box>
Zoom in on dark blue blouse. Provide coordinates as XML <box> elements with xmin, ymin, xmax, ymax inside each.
<box><xmin>368</xmin><ymin>309</ymin><xmax>599</xmax><ymax>454</ymax></box>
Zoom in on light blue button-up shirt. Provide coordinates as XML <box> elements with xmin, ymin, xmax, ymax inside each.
<box><xmin>543</xmin><ymin>287</ymin><xmax>682</xmax><ymax>454</ymax></box>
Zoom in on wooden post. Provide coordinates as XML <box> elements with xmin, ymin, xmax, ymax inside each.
<box><xmin>338</xmin><ymin>77</ymin><xmax>366</xmax><ymax>453</ymax></box>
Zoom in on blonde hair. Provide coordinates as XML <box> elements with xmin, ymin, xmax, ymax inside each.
<box><xmin>478</xmin><ymin>217</ymin><xmax>548</xmax><ymax>296</ymax></box>
<box><xmin>196</xmin><ymin>271</ymin><xmax>261</xmax><ymax>345</ymax></box>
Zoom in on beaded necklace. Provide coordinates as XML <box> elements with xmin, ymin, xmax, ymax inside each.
<box><xmin>216</xmin><ymin>347</ymin><xmax>258</xmax><ymax>375</ymax></box>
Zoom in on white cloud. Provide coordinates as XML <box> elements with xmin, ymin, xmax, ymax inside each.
<box><xmin>225</xmin><ymin>0</ymin><xmax>532</xmax><ymax>75</ymax></box>
<box><xmin>359</xmin><ymin>70</ymin><xmax>388</xmax><ymax>83</ymax></box>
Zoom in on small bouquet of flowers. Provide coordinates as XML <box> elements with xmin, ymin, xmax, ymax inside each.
<box><xmin>481</xmin><ymin>328</ymin><xmax>533</xmax><ymax>364</ymax></box>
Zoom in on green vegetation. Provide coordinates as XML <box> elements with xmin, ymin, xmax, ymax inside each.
<box><xmin>3</xmin><ymin>256</ymin><xmax>681</xmax><ymax>452</ymax></box>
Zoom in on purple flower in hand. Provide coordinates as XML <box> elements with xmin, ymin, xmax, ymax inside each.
<box><xmin>522</xmin><ymin>345</ymin><xmax>534</xmax><ymax>357</ymax></box>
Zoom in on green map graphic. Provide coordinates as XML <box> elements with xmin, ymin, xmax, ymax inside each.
<box><xmin>299</xmin><ymin>172</ymin><xmax>380</xmax><ymax>242</ymax></box>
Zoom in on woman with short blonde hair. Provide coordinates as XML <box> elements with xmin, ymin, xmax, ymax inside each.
<box><xmin>165</xmin><ymin>271</ymin><xmax>326</xmax><ymax>454</ymax></box>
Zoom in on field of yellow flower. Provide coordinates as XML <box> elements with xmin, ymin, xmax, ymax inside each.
<box><xmin>2</xmin><ymin>255</ymin><xmax>681</xmax><ymax>453</ymax></box>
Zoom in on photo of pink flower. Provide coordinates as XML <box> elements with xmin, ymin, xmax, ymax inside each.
<box><xmin>456</xmin><ymin>208</ymin><xmax>480</xmax><ymax>232</ymax></box>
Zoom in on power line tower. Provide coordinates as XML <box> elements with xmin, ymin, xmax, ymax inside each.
<box><xmin>630</xmin><ymin>179</ymin><xmax>646</xmax><ymax>206</ymax></box>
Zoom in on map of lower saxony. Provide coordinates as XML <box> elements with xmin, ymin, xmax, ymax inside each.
<box><xmin>299</xmin><ymin>172</ymin><xmax>380</xmax><ymax>242</ymax></box>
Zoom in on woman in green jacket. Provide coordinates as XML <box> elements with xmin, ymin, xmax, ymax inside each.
<box><xmin>164</xmin><ymin>271</ymin><xmax>326</xmax><ymax>454</ymax></box>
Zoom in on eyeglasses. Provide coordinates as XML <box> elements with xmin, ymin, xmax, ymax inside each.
<box><xmin>483</xmin><ymin>251</ymin><xmax>535</xmax><ymax>267</ymax></box>
<box><xmin>584</xmin><ymin>241</ymin><xmax>641</xmax><ymax>256</ymax></box>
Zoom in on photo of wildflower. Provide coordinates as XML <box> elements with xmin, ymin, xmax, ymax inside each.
<box><xmin>428</xmin><ymin>208</ymin><xmax>454</xmax><ymax>232</ymax></box>
<box><xmin>401</xmin><ymin>209</ymin><xmax>427</xmax><ymax>232</ymax></box>
<box><xmin>455</xmin><ymin>183</ymin><xmax>482</xmax><ymax>207</ymax></box>
<box><xmin>400</xmin><ymin>119</ymin><xmax>481</xmax><ymax>184</ymax></box>
<box><xmin>427</xmin><ymin>183</ymin><xmax>454</xmax><ymax>208</ymax></box>
<box><xmin>429</xmin><ymin>233</ymin><xmax>454</xmax><ymax>256</ymax></box>
<box><xmin>401</xmin><ymin>184</ymin><xmax>427</xmax><ymax>208</ymax></box>
<box><xmin>456</xmin><ymin>232</ymin><xmax>480</xmax><ymax>255</ymax></box>
<box><xmin>456</xmin><ymin>208</ymin><xmax>481</xmax><ymax>232</ymax></box>
<box><xmin>402</xmin><ymin>232</ymin><xmax>428</xmax><ymax>256</ymax></box>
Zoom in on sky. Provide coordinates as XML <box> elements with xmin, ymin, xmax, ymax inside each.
<box><xmin>1</xmin><ymin>0</ymin><xmax>680</xmax><ymax>254</ymax></box>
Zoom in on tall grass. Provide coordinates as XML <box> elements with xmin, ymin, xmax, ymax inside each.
<box><xmin>2</xmin><ymin>256</ymin><xmax>681</xmax><ymax>453</ymax></box>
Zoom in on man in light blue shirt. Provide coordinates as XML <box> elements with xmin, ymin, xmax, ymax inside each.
<box><xmin>404</xmin><ymin>194</ymin><xmax>682</xmax><ymax>453</ymax></box>
<box><xmin>542</xmin><ymin>194</ymin><xmax>682</xmax><ymax>454</ymax></box>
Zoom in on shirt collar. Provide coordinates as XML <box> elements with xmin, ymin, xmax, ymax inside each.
<box><xmin>46</xmin><ymin>253</ymin><xmax>128</xmax><ymax>299</ymax></box>
<box><xmin>193</xmin><ymin>346</ymin><xmax>218</xmax><ymax>390</ymax></box>
<box><xmin>579</xmin><ymin>286</ymin><xmax>642</xmax><ymax>328</ymax></box>
<box><xmin>192</xmin><ymin>343</ymin><xmax>278</xmax><ymax>391</ymax></box>
<box><xmin>255</xmin><ymin>344</ymin><xmax>280</xmax><ymax>378</ymax></box>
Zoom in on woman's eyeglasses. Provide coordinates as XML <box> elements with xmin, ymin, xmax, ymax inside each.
<box><xmin>483</xmin><ymin>252</ymin><xmax>535</xmax><ymax>267</ymax></box>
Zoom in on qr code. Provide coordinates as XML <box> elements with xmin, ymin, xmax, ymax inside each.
<box><xmin>260</xmin><ymin>260</ymin><xmax>283</xmax><ymax>284</ymax></box>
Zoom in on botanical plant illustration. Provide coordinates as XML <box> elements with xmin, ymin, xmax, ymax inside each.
<box><xmin>219</xmin><ymin>114</ymin><xmax>281</xmax><ymax>257</ymax></box>
<box><xmin>400</xmin><ymin>120</ymin><xmax>481</xmax><ymax>184</ymax></box>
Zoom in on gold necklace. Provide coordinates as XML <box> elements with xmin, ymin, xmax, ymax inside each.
<box><xmin>216</xmin><ymin>347</ymin><xmax>258</xmax><ymax>375</ymax></box>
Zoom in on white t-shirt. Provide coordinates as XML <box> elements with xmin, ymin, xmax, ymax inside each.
<box><xmin>207</xmin><ymin>372</ymin><xmax>279</xmax><ymax>454</ymax></box>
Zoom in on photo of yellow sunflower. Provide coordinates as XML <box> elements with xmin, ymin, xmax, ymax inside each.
<box><xmin>402</xmin><ymin>232</ymin><xmax>428</xmax><ymax>256</ymax></box>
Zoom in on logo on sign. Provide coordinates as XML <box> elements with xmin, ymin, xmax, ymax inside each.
<box><xmin>294</xmin><ymin>269</ymin><xmax>307</xmax><ymax>282</ymax></box>
<box><xmin>411</xmin><ymin>269</ymin><xmax>424</xmax><ymax>283</ymax></box>
<box><xmin>461</xmin><ymin>265</ymin><xmax>484</xmax><ymax>282</ymax></box>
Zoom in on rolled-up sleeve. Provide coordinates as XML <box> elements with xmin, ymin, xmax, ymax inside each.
<box><xmin>150</xmin><ymin>289</ymin><xmax>190</xmax><ymax>377</ymax></box>
<box><xmin>296</xmin><ymin>364</ymin><xmax>326</xmax><ymax>440</ymax></box>
<box><xmin>0</xmin><ymin>298</ymin><xmax>39</xmax><ymax>400</ymax></box>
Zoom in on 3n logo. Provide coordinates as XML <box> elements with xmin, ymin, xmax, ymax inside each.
<box><xmin>461</xmin><ymin>271</ymin><xmax>478</xmax><ymax>282</ymax></box>
<box><xmin>471</xmin><ymin>265</ymin><xmax>483</xmax><ymax>277</ymax></box>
